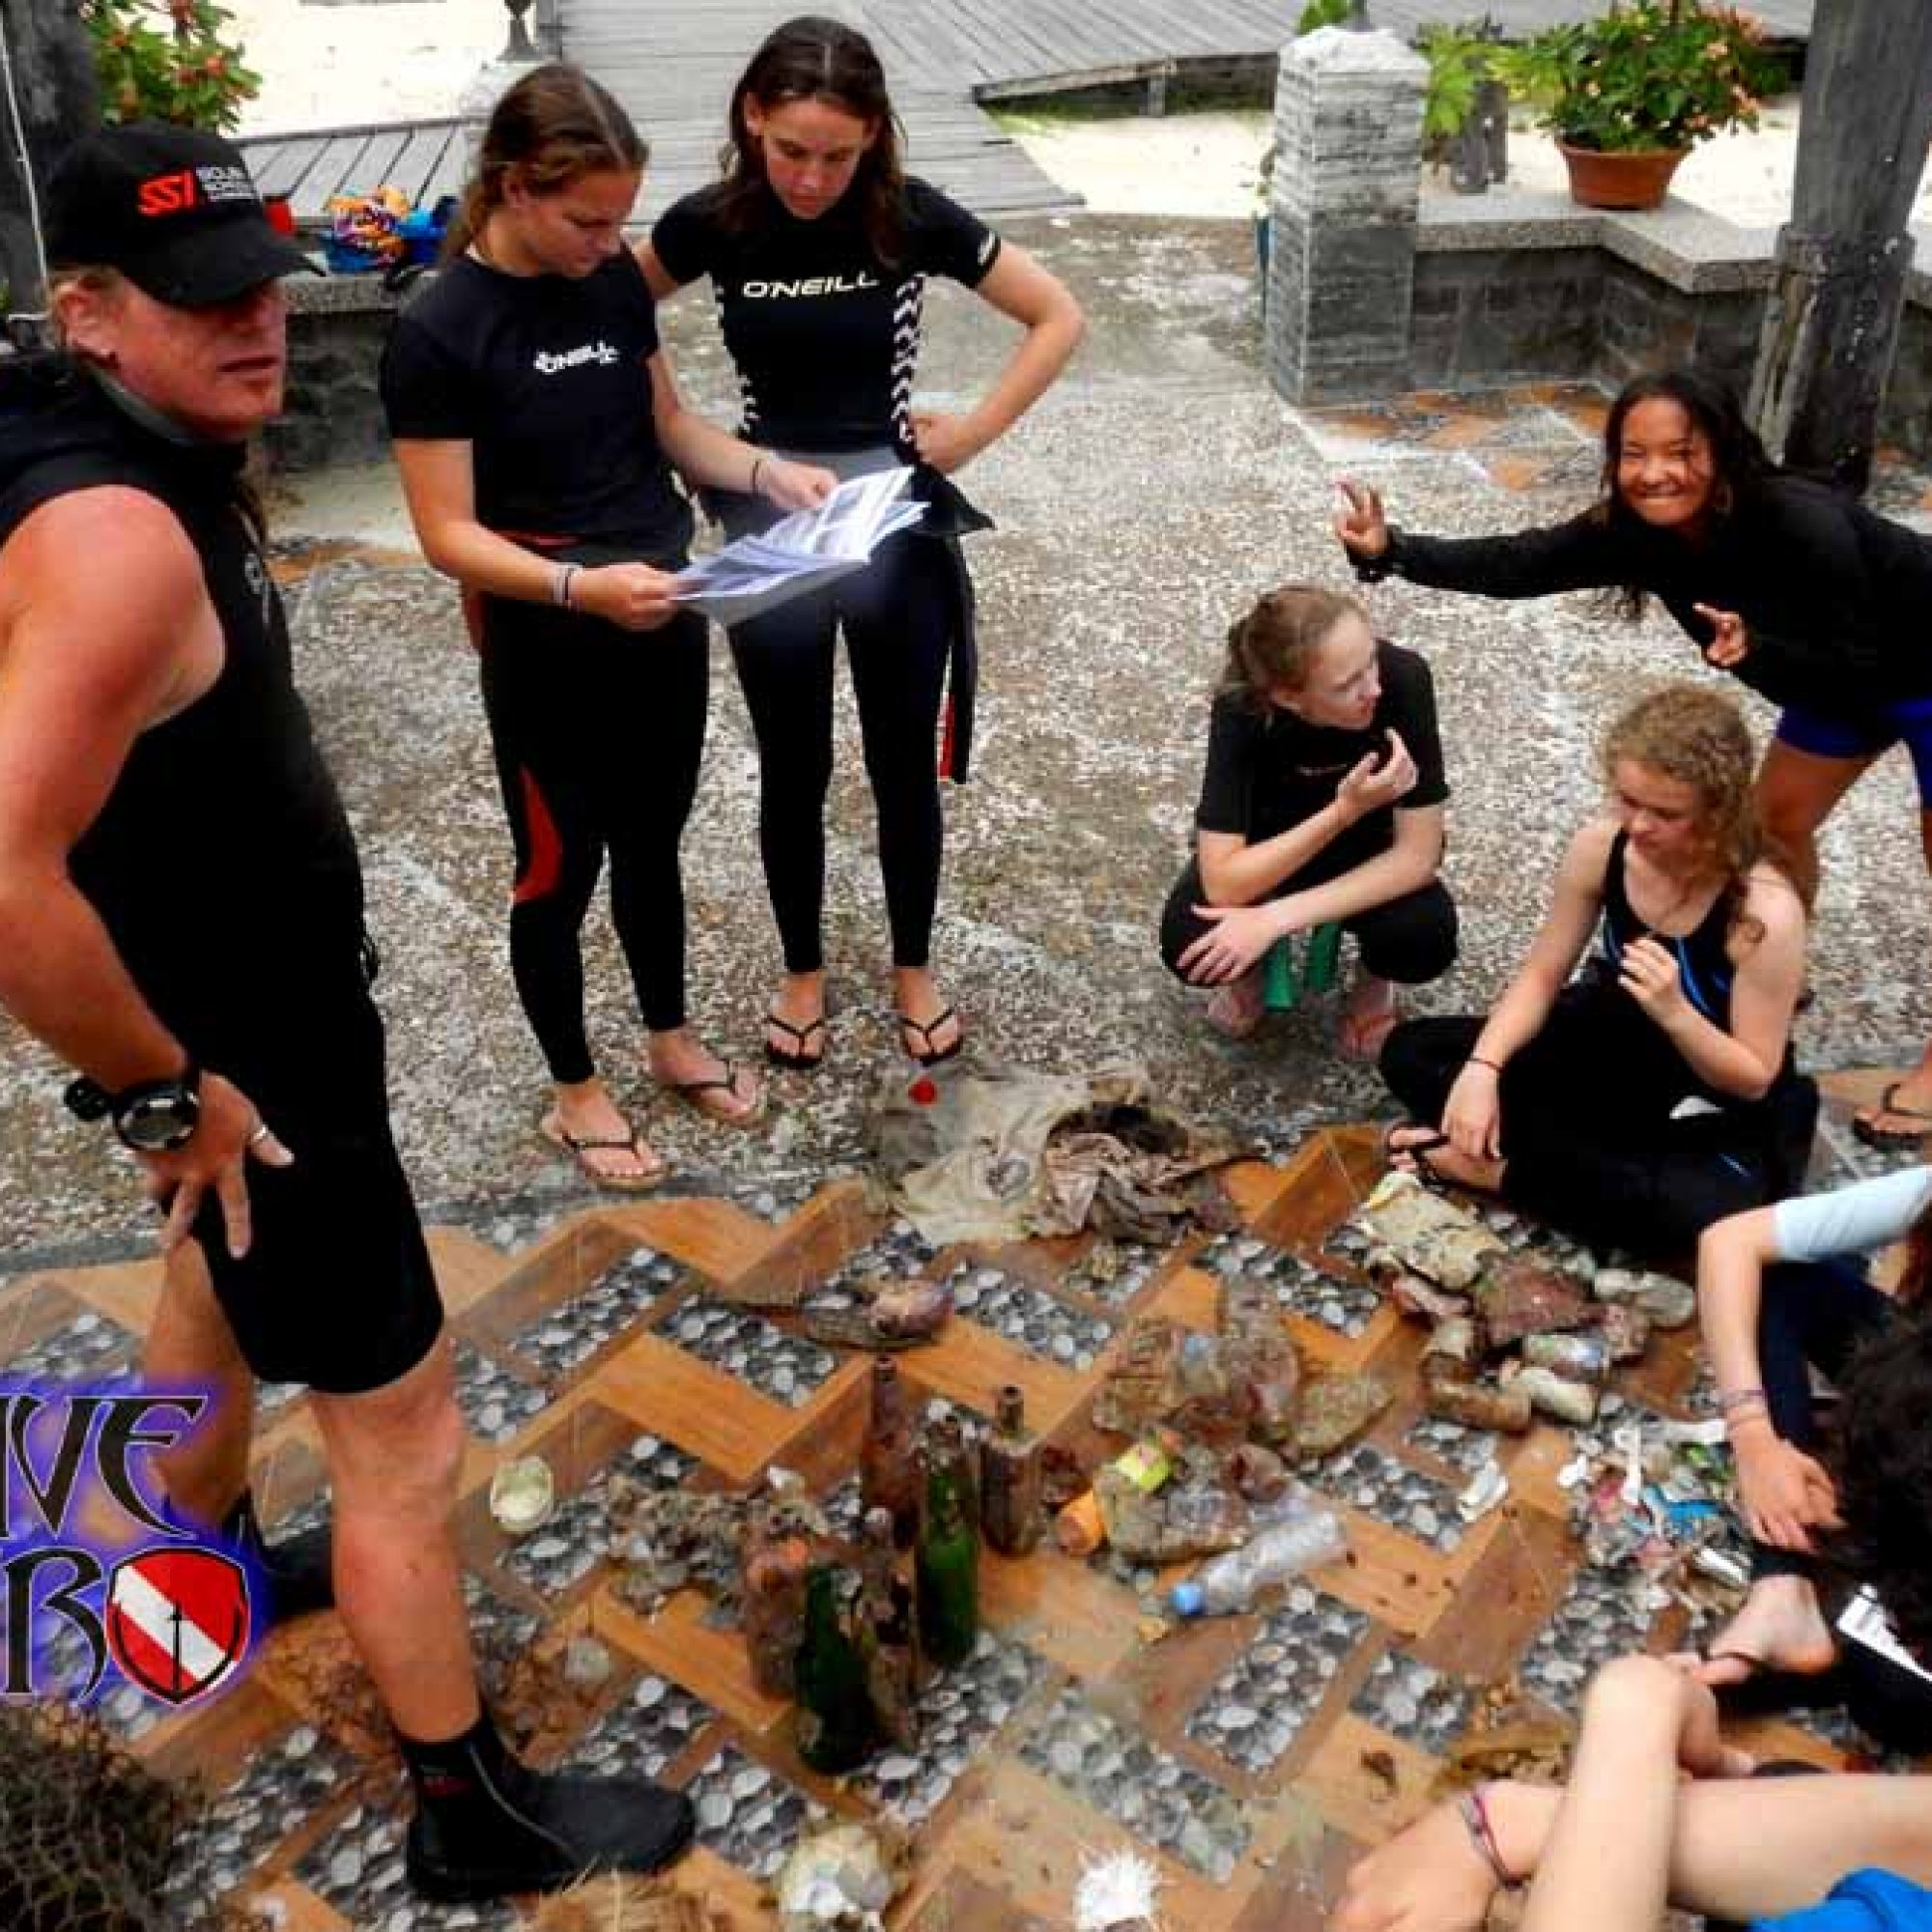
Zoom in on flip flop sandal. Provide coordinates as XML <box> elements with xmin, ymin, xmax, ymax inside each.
<box><xmin>1381</xmin><ymin>1122</ymin><xmax>1454</xmax><ymax>1187</ymax></box>
<box><xmin>1852</xmin><ymin>1081</ymin><xmax>1932</xmax><ymax>1151</ymax></box>
<box><xmin>539</xmin><ymin>1113</ymin><xmax>669</xmax><ymax>1193</ymax></box>
<box><xmin>663</xmin><ymin>1060</ymin><xmax>767</xmax><ymax>1130</ymax></box>
<box><xmin>763</xmin><ymin>1010</ymin><xmax>828</xmax><ymax>1071</ymax></box>
<box><xmin>896</xmin><ymin>1005</ymin><xmax>964</xmax><ymax>1067</ymax></box>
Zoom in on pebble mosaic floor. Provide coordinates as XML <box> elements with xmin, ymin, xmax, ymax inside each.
<box><xmin>0</xmin><ymin>1069</ymin><xmax>1916</xmax><ymax>1931</ymax></box>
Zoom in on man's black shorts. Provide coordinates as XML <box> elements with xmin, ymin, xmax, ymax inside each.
<box><xmin>187</xmin><ymin>967</ymin><xmax>444</xmax><ymax>1397</ymax></box>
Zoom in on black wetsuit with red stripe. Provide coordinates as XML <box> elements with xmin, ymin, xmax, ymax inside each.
<box><xmin>381</xmin><ymin>250</ymin><xmax>704</xmax><ymax>1073</ymax></box>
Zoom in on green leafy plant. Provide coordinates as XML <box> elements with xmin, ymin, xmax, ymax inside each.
<box><xmin>83</xmin><ymin>0</ymin><xmax>260</xmax><ymax>133</ymax></box>
<box><xmin>1295</xmin><ymin>0</ymin><xmax>1352</xmax><ymax>33</ymax></box>
<box><xmin>1492</xmin><ymin>1</ymin><xmax>1780</xmax><ymax>155</ymax></box>
<box><xmin>1418</xmin><ymin>21</ymin><xmax>1503</xmax><ymax>146</ymax></box>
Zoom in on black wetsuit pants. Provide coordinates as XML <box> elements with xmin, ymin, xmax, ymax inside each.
<box><xmin>479</xmin><ymin>601</ymin><xmax>708</xmax><ymax>1083</ymax></box>
<box><xmin>726</xmin><ymin>531</ymin><xmax>953</xmax><ymax>974</ymax></box>
<box><xmin>1159</xmin><ymin>860</ymin><xmax>1458</xmax><ymax>988</ymax></box>
<box><xmin>1378</xmin><ymin>996</ymin><xmax>1803</xmax><ymax>1260</ymax></box>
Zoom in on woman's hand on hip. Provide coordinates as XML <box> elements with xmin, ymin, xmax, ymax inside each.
<box><xmin>1333</xmin><ymin>478</ymin><xmax>1389</xmax><ymax>558</ymax></box>
<box><xmin>575</xmin><ymin>562</ymin><xmax>682</xmax><ymax>632</ymax></box>
<box><xmin>1179</xmin><ymin>901</ymin><xmax>1286</xmax><ymax>985</ymax></box>
<box><xmin>760</xmin><ymin>458</ymin><xmax>838</xmax><ymax>513</ymax></box>
<box><xmin>912</xmin><ymin>411</ymin><xmax>984</xmax><ymax>475</ymax></box>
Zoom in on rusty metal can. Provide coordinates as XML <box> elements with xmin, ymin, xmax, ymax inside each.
<box><xmin>1521</xmin><ymin>1331</ymin><xmax>1611</xmax><ymax>1383</ymax></box>
<box><xmin>1424</xmin><ymin>1375</ymin><xmax>1533</xmax><ymax>1434</ymax></box>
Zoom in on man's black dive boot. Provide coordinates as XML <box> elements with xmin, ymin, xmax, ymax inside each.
<box><xmin>403</xmin><ymin>1716</ymin><xmax>696</xmax><ymax>1902</ymax></box>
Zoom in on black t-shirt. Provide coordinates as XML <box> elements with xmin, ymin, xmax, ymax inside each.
<box><xmin>379</xmin><ymin>251</ymin><xmax>693</xmax><ymax>563</ymax></box>
<box><xmin>1193</xmin><ymin>641</ymin><xmax>1449</xmax><ymax>882</ymax></box>
<box><xmin>650</xmin><ymin>177</ymin><xmax>1002</xmax><ymax>454</ymax></box>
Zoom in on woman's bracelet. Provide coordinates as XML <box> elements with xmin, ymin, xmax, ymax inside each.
<box><xmin>749</xmin><ymin>454</ymin><xmax>767</xmax><ymax>497</ymax></box>
<box><xmin>1458</xmin><ymin>1785</ymin><xmax>1523</xmax><ymax>1890</ymax></box>
<box><xmin>1716</xmin><ymin>1386</ymin><xmax>1769</xmax><ymax>1414</ymax></box>
<box><xmin>1465</xmin><ymin>1054</ymin><xmax>1503</xmax><ymax>1075</ymax></box>
<box><xmin>551</xmin><ymin>562</ymin><xmax>580</xmax><ymax>611</ymax></box>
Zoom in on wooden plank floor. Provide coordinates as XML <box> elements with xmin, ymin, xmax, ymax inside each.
<box><xmin>6</xmin><ymin>1121</ymin><xmax>1876</xmax><ymax>1927</ymax></box>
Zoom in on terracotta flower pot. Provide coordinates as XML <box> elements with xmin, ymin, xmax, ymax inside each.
<box><xmin>1556</xmin><ymin>140</ymin><xmax>1688</xmax><ymax>211</ymax></box>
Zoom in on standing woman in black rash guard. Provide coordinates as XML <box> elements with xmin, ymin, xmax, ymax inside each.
<box><xmin>381</xmin><ymin>66</ymin><xmax>834</xmax><ymax>1189</ymax></box>
<box><xmin>1335</xmin><ymin>365</ymin><xmax>1932</xmax><ymax>1151</ymax></box>
<box><xmin>639</xmin><ymin>15</ymin><xmax>1085</xmax><ymax>1072</ymax></box>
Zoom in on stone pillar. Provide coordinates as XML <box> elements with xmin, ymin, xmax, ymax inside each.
<box><xmin>1264</xmin><ymin>25</ymin><xmax>1427</xmax><ymax>405</ymax></box>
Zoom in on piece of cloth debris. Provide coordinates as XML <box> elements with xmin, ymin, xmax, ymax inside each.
<box><xmin>867</xmin><ymin>1060</ymin><xmax>1249</xmax><ymax>1247</ymax></box>
<box><xmin>1354</xmin><ymin>1172</ymin><xmax>1506</xmax><ymax>1291</ymax></box>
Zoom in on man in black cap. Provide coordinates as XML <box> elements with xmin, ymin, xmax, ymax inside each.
<box><xmin>0</xmin><ymin>122</ymin><xmax>693</xmax><ymax>1901</ymax></box>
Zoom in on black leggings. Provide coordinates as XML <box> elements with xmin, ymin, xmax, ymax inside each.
<box><xmin>727</xmin><ymin>531</ymin><xmax>954</xmax><ymax>973</ymax></box>
<box><xmin>479</xmin><ymin>601</ymin><xmax>708</xmax><ymax>1082</ymax></box>
<box><xmin>1378</xmin><ymin>999</ymin><xmax>1804</xmax><ymax>1260</ymax></box>
<box><xmin>1158</xmin><ymin>859</ymin><xmax>1458</xmax><ymax>986</ymax></box>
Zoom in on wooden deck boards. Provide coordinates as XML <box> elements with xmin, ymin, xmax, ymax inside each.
<box><xmin>233</xmin><ymin>0</ymin><xmax>1816</xmax><ymax>228</ymax></box>
<box><xmin>16</xmin><ymin>1123</ymin><xmax>1870</xmax><ymax>1926</ymax></box>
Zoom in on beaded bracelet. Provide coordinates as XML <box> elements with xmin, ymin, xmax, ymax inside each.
<box><xmin>1716</xmin><ymin>1386</ymin><xmax>1769</xmax><ymax>1414</ymax></box>
<box><xmin>1458</xmin><ymin>1785</ymin><xmax>1522</xmax><ymax>1890</ymax></box>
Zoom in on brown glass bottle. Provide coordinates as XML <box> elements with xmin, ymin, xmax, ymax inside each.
<box><xmin>860</xmin><ymin>1355</ymin><xmax>922</xmax><ymax>1548</ymax></box>
<box><xmin>740</xmin><ymin>1517</ymin><xmax>811</xmax><ymax>1699</ymax></box>
<box><xmin>980</xmin><ymin>1384</ymin><xmax>1044</xmax><ymax>1557</ymax></box>
<box><xmin>856</xmin><ymin>1504</ymin><xmax>920</xmax><ymax>1747</ymax></box>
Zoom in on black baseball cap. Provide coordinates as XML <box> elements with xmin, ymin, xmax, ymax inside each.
<box><xmin>45</xmin><ymin>122</ymin><xmax>317</xmax><ymax>308</ymax></box>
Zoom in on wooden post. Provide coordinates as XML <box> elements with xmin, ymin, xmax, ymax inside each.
<box><xmin>1748</xmin><ymin>0</ymin><xmax>1932</xmax><ymax>493</ymax></box>
<box><xmin>0</xmin><ymin>0</ymin><xmax>97</xmax><ymax>335</ymax></box>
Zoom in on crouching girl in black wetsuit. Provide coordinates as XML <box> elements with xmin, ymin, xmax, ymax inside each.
<box><xmin>381</xmin><ymin>65</ymin><xmax>834</xmax><ymax>1188</ymax></box>
<box><xmin>1159</xmin><ymin>585</ymin><xmax>1458</xmax><ymax>1055</ymax></box>
<box><xmin>1382</xmin><ymin>683</ymin><xmax>1815</xmax><ymax>1260</ymax></box>
<box><xmin>638</xmin><ymin>15</ymin><xmax>1084</xmax><ymax>1072</ymax></box>
<box><xmin>1337</xmin><ymin>366</ymin><xmax>1932</xmax><ymax>1151</ymax></box>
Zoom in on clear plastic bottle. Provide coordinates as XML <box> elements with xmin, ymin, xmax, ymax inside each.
<box><xmin>1166</xmin><ymin>1503</ymin><xmax>1347</xmax><ymax>1617</ymax></box>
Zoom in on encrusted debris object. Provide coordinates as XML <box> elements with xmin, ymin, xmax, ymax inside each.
<box><xmin>1353</xmin><ymin>1172</ymin><xmax>1505</xmax><ymax>1291</ymax></box>
<box><xmin>774</xmin><ymin>1822</ymin><xmax>911</xmax><ymax>1932</ymax></box>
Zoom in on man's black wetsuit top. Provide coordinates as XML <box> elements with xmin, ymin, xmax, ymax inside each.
<box><xmin>0</xmin><ymin>356</ymin><xmax>440</xmax><ymax>1393</ymax></box>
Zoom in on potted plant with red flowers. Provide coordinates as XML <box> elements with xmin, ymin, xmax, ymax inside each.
<box><xmin>1494</xmin><ymin>1</ymin><xmax>1781</xmax><ymax>211</ymax></box>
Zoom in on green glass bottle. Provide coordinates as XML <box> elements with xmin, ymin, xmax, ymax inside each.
<box><xmin>794</xmin><ymin>1564</ymin><xmax>877</xmax><ymax>1775</ymax></box>
<box><xmin>915</xmin><ymin>1457</ymin><xmax>980</xmax><ymax>1670</ymax></box>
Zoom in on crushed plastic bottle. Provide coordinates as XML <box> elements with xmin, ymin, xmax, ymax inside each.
<box><xmin>1166</xmin><ymin>1497</ymin><xmax>1346</xmax><ymax>1617</ymax></box>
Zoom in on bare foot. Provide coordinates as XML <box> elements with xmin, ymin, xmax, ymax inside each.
<box><xmin>1206</xmin><ymin>966</ymin><xmax>1264</xmax><ymax>1039</ymax></box>
<box><xmin>1385</xmin><ymin>1122</ymin><xmax>1504</xmax><ymax>1194</ymax></box>
<box><xmin>544</xmin><ymin>1080</ymin><xmax>666</xmax><ymax>1189</ymax></box>
<box><xmin>1333</xmin><ymin>1789</ymin><xmax>1511</xmax><ymax>1932</ymax></box>
<box><xmin>648</xmin><ymin>1029</ymin><xmax>765</xmax><ymax>1126</ymax></box>
<box><xmin>1679</xmin><ymin>1575</ymin><xmax>1837</xmax><ymax>1684</ymax></box>
<box><xmin>1338</xmin><ymin>973</ymin><xmax>1399</xmax><ymax>1061</ymax></box>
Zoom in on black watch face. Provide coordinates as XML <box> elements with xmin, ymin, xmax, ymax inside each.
<box><xmin>116</xmin><ymin>1088</ymin><xmax>201</xmax><ymax>1153</ymax></box>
